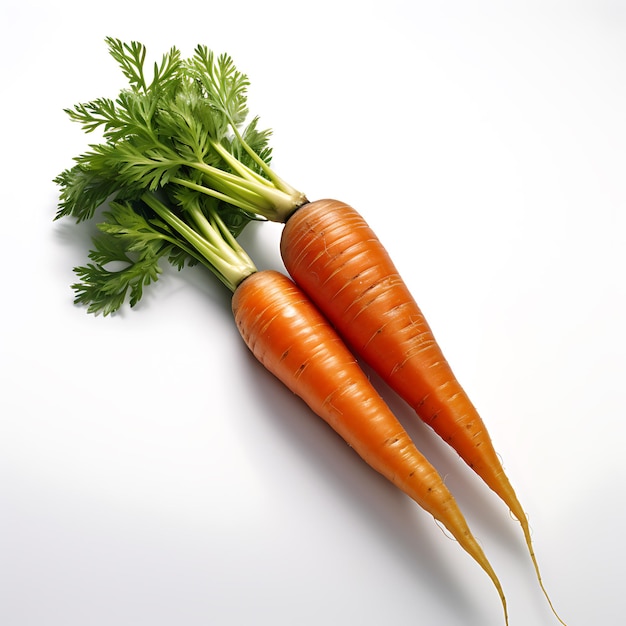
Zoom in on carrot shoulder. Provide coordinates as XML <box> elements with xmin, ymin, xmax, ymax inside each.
<box><xmin>280</xmin><ymin>199</ymin><xmax>565</xmax><ymax>624</ymax></box>
<box><xmin>232</xmin><ymin>269</ymin><xmax>508</xmax><ymax>624</ymax></box>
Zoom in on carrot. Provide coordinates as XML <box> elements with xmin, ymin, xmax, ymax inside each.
<box><xmin>55</xmin><ymin>176</ymin><xmax>508</xmax><ymax>620</ymax></box>
<box><xmin>233</xmin><ymin>269</ymin><xmax>508</xmax><ymax>624</ymax></box>
<box><xmin>279</xmin><ymin>198</ymin><xmax>565</xmax><ymax>624</ymax></box>
<box><xmin>56</xmin><ymin>40</ymin><xmax>561</xmax><ymax>623</ymax></box>
<box><xmin>55</xmin><ymin>170</ymin><xmax>508</xmax><ymax>619</ymax></box>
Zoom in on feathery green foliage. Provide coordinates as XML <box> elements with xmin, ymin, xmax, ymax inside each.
<box><xmin>53</xmin><ymin>38</ymin><xmax>308</xmax><ymax>314</ymax></box>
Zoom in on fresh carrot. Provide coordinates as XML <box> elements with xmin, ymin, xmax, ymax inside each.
<box><xmin>279</xmin><ymin>198</ymin><xmax>565</xmax><ymax>624</ymax></box>
<box><xmin>54</xmin><ymin>173</ymin><xmax>508</xmax><ymax>619</ymax></box>
<box><xmin>233</xmin><ymin>269</ymin><xmax>508</xmax><ymax>624</ymax></box>
<box><xmin>55</xmin><ymin>39</ymin><xmax>563</xmax><ymax>623</ymax></box>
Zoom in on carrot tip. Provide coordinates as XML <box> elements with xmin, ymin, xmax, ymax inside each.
<box><xmin>519</xmin><ymin>517</ymin><xmax>568</xmax><ymax>625</ymax></box>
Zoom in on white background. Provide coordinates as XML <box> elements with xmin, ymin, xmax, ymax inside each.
<box><xmin>1</xmin><ymin>1</ymin><xmax>624</xmax><ymax>625</ymax></box>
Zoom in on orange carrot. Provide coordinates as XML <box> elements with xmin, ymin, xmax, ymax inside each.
<box><xmin>57</xmin><ymin>189</ymin><xmax>508</xmax><ymax>621</ymax></box>
<box><xmin>233</xmin><ymin>269</ymin><xmax>508</xmax><ymax>623</ymax></box>
<box><xmin>280</xmin><ymin>199</ymin><xmax>565</xmax><ymax>624</ymax></box>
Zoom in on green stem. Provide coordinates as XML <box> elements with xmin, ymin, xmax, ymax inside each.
<box><xmin>211</xmin><ymin>140</ymin><xmax>269</xmax><ymax>186</ymax></box>
<box><xmin>229</xmin><ymin>125</ymin><xmax>303</xmax><ymax>203</ymax></box>
<box><xmin>170</xmin><ymin>176</ymin><xmax>258</xmax><ymax>214</ymax></box>
<box><xmin>195</xmin><ymin>161</ymin><xmax>302</xmax><ymax>218</ymax></box>
<box><xmin>186</xmin><ymin>202</ymin><xmax>249</xmax><ymax>269</ymax></box>
<box><xmin>141</xmin><ymin>193</ymin><xmax>256</xmax><ymax>291</ymax></box>
<box><xmin>198</xmin><ymin>168</ymin><xmax>278</xmax><ymax>211</ymax></box>
<box><xmin>180</xmin><ymin>155</ymin><xmax>305</xmax><ymax>222</ymax></box>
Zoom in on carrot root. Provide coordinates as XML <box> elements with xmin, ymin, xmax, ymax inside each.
<box><xmin>280</xmin><ymin>199</ymin><xmax>565</xmax><ymax>624</ymax></box>
<box><xmin>232</xmin><ymin>270</ymin><xmax>508</xmax><ymax>624</ymax></box>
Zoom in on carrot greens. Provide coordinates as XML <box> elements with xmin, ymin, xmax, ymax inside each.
<box><xmin>55</xmin><ymin>37</ymin><xmax>305</xmax><ymax>223</ymax></box>
<box><xmin>54</xmin><ymin>37</ymin><xmax>304</xmax><ymax>314</ymax></box>
<box><xmin>67</xmin><ymin>194</ymin><xmax>256</xmax><ymax>316</ymax></box>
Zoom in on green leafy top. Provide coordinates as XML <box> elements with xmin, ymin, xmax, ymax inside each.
<box><xmin>56</xmin><ymin>38</ymin><xmax>305</xmax><ymax>224</ymax></box>
<box><xmin>67</xmin><ymin>192</ymin><xmax>257</xmax><ymax>316</ymax></box>
<box><xmin>55</xmin><ymin>38</ymin><xmax>315</xmax><ymax>315</ymax></box>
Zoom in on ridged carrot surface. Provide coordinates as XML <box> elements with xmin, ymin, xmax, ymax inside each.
<box><xmin>232</xmin><ymin>269</ymin><xmax>507</xmax><ymax>623</ymax></box>
<box><xmin>280</xmin><ymin>199</ymin><xmax>564</xmax><ymax>624</ymax></box>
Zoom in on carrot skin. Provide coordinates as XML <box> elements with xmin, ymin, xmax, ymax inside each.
<box><xmin>280</xmin><ymin>199</ymin><xmax>565</xmax><ymax>624</ymax></box>
<box><xmin>280</xmin><ymin>200</ymin><xmax>507</xmax><ymax>489</ymax></box>
<box><xmin>232</xmin><ymin>270</ymin><xmax>507</xmax><ymax>623</ymax></box>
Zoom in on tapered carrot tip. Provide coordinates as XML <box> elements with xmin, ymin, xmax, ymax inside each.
<box><xmin>518</xmin><ymin>516</ymin><xmax>568</xmax><ymax>625</ymax></box>
<box><xmin>491</xmin><ymin>568</ymin><xmax>509</xmax><ymax>626</ymax></box>
<box><xmin>455</xmin><ymin>527</ymin><xmax>508</xmax><ymax>625</ymax></box>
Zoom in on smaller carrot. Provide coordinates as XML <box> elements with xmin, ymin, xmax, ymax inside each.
<box><xmin>233</xmin><ymin>270</ymin><xmax>508</xmax><ymax>625</ymax></box>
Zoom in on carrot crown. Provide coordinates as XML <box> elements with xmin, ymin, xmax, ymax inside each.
<box><xmin>55</xmin><ymin>38</ymin><xmax>306</xmax><ymax>229</ymax></box>
<box><xmin>53</xmin><ymin>37</ymin><xmax>317</xmax><ymax>314</ymax></box>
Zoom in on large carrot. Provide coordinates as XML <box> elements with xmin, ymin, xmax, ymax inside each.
<box><xmin>233</xmin><ymin>269</ymin><xmax>508</xmax><ymax>624</ymax></box>
<box><xmin>55</xmin><ymin>39</ymin><xmax>561</xmax><ymax>623</ymax></box>
<box><xmin>279</xmin><ymin>198</ymin><xmax>565</xmax><ymax>624</ymax></box>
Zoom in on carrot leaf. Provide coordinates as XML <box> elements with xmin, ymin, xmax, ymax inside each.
<box><xmin>72</xmin><ymin>204</ymin><xmax>170</xmax><ymax>316</ymax></box>
<box><xmin>57</xmin><ymin>38</ymin><xmax>305</xmax><ymax>224</ymax></box>
<box><xmin>55</xmin><ymin>37</ymin><xmax>309</xmax><ymax>312</ymax></box>
<box><xmin>67</xmin><ymin>193</ymin><xmax>257</xmax><ymax>315</ymax></box>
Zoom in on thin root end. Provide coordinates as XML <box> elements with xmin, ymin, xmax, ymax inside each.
<box><xmin>520</xmin><ymin>520</ymin><xmax>568</xmax><ymax>625</ymax></box>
